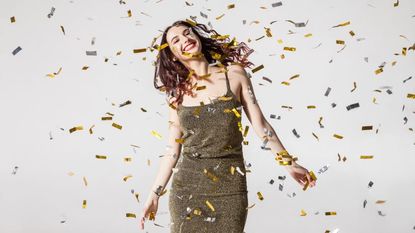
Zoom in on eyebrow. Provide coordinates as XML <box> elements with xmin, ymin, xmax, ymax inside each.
<box><xmin>170</xmin><ymin>28</ymin><xmax>190</xmax><ymax>43</ymax></box>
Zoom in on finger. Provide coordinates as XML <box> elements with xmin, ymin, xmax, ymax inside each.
<box><xmin>305</xmin><ymin>172</ymin><xmax>313</xmax><ymax>185</ymax></box>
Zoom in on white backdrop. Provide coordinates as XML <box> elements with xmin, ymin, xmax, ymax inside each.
<box><xmin>1</xmin><ymin>0</ymin><xmax>415</xmax><ymax>232</ymax></box>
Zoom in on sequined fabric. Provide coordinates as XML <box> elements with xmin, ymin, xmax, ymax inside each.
<box><xmin>169</xmin><ymin>71</ymin><xmax>248</xmax><ymax>233</ymax></box>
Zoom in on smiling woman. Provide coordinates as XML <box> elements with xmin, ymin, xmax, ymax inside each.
<box><xmin>140</xmin><ymin>19</ymin><xmax>316</xmax><ymax>233</ymax></box>
<box><xmin>152</xmin><ymin>19</ymin><xmax>255</xmax><ymax>108</ymax></box>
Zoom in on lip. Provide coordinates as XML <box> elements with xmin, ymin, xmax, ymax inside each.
<box><xmin>183</xmin><ymin>41</ymin><xmax>196</xmax><ymax>51</ymax></box>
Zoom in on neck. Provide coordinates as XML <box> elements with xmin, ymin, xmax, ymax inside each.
<box><xmin>182</xmin><ymin>57</ymin><xmax>211</xmax><ymax>79</ymax></box>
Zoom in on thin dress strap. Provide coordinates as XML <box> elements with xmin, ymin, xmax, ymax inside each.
<box><xmin>224</xmin><ymin>71</ymin><xmax>232</xmax><ymax>95</ymax></box>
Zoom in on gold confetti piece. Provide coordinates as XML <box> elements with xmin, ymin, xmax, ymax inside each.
<box><xmin>112</xmin><ymin>122</ymin><xmax>122</xmax><ymax>130</ymax></box>
<box><xmin>336</xmin><ymin>40</ymin><xmax>345</xmax><ymax>45</ymax></box>
<box><xmin>302</xmin><ymin>180</ymin><xmax>310</xmax><ymax>191</ymax></box>
<box><xmin>96</xmin><ymin>155</ymin><xmax>107</xmax><ymax>159</ymax></box>
<box><xmin>279</xmin><ymin>161</ymin><xmax>292</xmax><ymax>166</ymax></box>
<box><xmin>193</xmin><ymin>208</ymin><xmax>202</xmax><ymax>215</ymax></box>
<box><xmin>333</xmin><ymin>134</ymin><xmax>343</xmax><ymax>139</ymax></box>
<box><xmin>10</xmin><ymin>16</ymin><xmax>16</xmax><ymax>23</ymax></box>
<box><xmin>60</xmin><ymin>25</ymin><xmax>65</xmax><ymax>35</ymax></box>
<box><xmin>82</xmin><ymin>66</ymin><xmax>89</xmax><ymax>70</ymax></box>
<box><xmin>89</xmin><ymin>125</ymin><xmax>95</xmax><ymax>134</ymax></box>
<box><xmin>231</xmin><ymin>108</ymin><xmax>241</xmax><ymax>118</ymax></box>
<box><xmin>215</xmin><ymin>13</ymin><xmax>225</xmax><ymax>20</ymax></box>
<box><xmin>83</xmin><ymin>176</ymin><xmax>88</xmax><ymax>186</ymax></box>
<box><xmin>402</xmin><ymin>48</ymin><xmax>407</xmax><ymax>55</ymax></box>
<box><xmin>304</xmin><ymin>33</ymin><xmax>313</xmax><ymax>37</ymax></box>
<box><xmin>283</xmin><ymin>46</ymin><xmax>296</xmax><ymax>51</ymax></box>
<box><xmin>281</xmin><ymin>81</ymin><xmax>290</xmax><ymax>86</ymax></box>
<box><xmin>289</xmin><ymin>74</ymin><xmax>300</xmax><ymax>80</ymax></box>
<box><xmin>82</xmin><ymin>200</ymin><xmax>87</xmax><ymax>208</ymax></box>
<box><xmin>185</xmin><ymin>18</ymin><xmax>197</xmax><ymax>26</ymax></box>
<box><xmin>307</xmin><ymin>105</ymin><xmax>316</xmax><ymax>109</ymax></box>
<box><xmin>227</xmin><ymin>4</ymin><xmax>235</xmax><ymax>9</ymax></box>
<box><xmin>257</xmin><ymin>192</ymin><xmax>264</xmax><ymax>201</ymax></box>
<box><xmin>362</xmin><ymin>125</ymin><xmax>373</xmax><ymax>130</ymax></box>
<box><xmin>196</xmin><ymin>85</ymin><xmax>206</xmax><ymax>91</ymax></box>
<box><xmin>101</xmin><ymin>116</ymin><xmax>112</xmax><ymax>120</ymax></box>
<box><xmin>375</xmin><ymin>68</ymin><xmax>383</xmax><ymax>75</ymax></box>
<box><xmin>157</xmin><ymin>42</ymin><xmax>169</xmax><ymax>51</ymax></box>
<box><xmin>46</xmin><ymin>67</ymin><xmax>63</xmax><ymax>78</ymax></box>
<box><xmin>147</xmin><ymin>159</ymin><xmax>151</xmax><ymax>166</ymax></box>
<box><xmin>312</xmin><ymin>132</ymin><xmax>319</xmax><ymax>140</ymax></box>
<box><xmin>124</xmin><ymin>157</ymin><xmax>132</xmax><ymax>162</ymax></box>
<box><xmin>393</xmin><ymin>0</ymin><xmax>399</xmax><ymax>7</ymax></box>
<box><xmin>126</xmin><ymin>213</ymin><xmax>136</xmax><ymax>218</ymax></box>
<box><xmin>265</xmin><ymin>27</ymin><xmax>272</xmax><ymax>37</ymax></box>
<box><xmin>280</xmin><ymin>54</ymin><xmax>285</xmax><ymax>59</ymax></box>
<box><xmin>123</xmin><ymin>175</ymin><xmax>133</xmax><ymax>182</ymax></box>
<box><xmin>251</xmin><ymin>64</ymin><xmax>264</xmax><ymax>73</ymax></box>
<box><xmin>230</xmin><ymin>166</ymin><xmax>235</xmax><ymax>175</ymax></box>
<box><xmin>351</xmin><ymin>81</ymin><xmax>357</xmax><ymax>92</ymax></box>
<box><xmin>133</xmin><ymin>48</ymin><xmax>146</xmax><ymax>53</ymax></box>
<box><xmin>151</xmin><ymin>130</ymin><xmax>162</xmax><ymax>139</ymax></box>
<box><xmin>175</xmin><ymin>138</ymin><xmax>185</xmax><ymax>144</ymax></box>
<box><xmin>116</xmin><ymin>51</ymin><xmax>122</xmax><ymax>56</ymax></box>
<box><xmin>407</xmin><ymin>93</ymin><xmax>415</xmax><ymax>99</ymax></box>
<box><xmin>349</xmin><ymin>30</ymin><xmax>355</xmax><ymax>36</ymax></box>
<box><xmin>203</xmin><ymin>168</ymin><xmax>219</xmax><ymax>182</ymax></box>
<box><xmin>243</xmin><ymin>125</ymin><xmax>249</xmax><ymax>137</ymax></box>
<box><xmin>277</xmin><ymin>39</ymin><xmax>283</xmax><ymax>44</ymax></box>
<box><xmin>376</xmin><ymin>200</ymin><xmax>386</xmax><ymax>204</ymax></box>
<box><xmin>149</xmin><ymin>211</ymin><xmax>155</xmax><ymax>221</ymax></box>
<box><xmin>69</xmin><ymin>125</ymin><xmax>83</xmax><ymax>133</ymax></box>
<box><xmin>205</xmin><ymin>200</ymin><xmax>215</xmax><ymax>211</ymax></box>
<box><xmin>325</xmin><ymin>211</ymin><xmax>337</xmax><ymax>215</ymax></box>
<box><xmin>68</xmin><ymin>171</ymin><xmax>75</xmax><ymax>176</ymax></box>
<box><xmin>300</xmin><ymin>209</ymin><xmax>307</xmax><ymax>216</ymax></box>
<box><xmin>360</xmin><ymin>155</ymin><xmax>374</xmax><ymax>159</ymax></box>
<box><xmin>119</xmin><ymin>100</ymin><xmax>131</xmax><ymax>107</ymax></box>
<box><xmin>309</xmin><ymin>171</ymin><xmax>317</xmax><ymax>181</ymax></box>
<box><xmin>332</xmin><ymin>21</ymin><xmax>350</xmax><ymax>28</ymax></box>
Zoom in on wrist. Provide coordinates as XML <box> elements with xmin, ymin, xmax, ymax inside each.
<box><xmin>151</xmin><ymin>185</ymin><xmax>164</xmax><ymax>198</ymax></box>
<box><xmin>151</xmin><ymin>191</ymin><xmax>161</xmax><ymax>199</ymax></box>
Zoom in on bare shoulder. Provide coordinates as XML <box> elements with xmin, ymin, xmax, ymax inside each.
<box><xmin>227</xmin><ymin>63</ymin><xmax>247</xmax><ymax>75</ymax></box>
<box><xmin>227</xmin><ymin>63</ymin><xmax>250</xmax><ymax>87</ymax></box>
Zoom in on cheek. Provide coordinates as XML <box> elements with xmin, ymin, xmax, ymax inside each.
<box><xmin>171</xmin><ymin>46</ymin><xmax>181</xmax><ymax>56</ymax></box>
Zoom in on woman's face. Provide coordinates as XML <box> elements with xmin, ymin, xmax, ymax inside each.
<box><xmin>166</xmin><ymin>25</ymin><xmax>202</xmax><ymax>63</ymax></box>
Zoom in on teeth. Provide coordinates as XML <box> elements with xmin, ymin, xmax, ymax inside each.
<box><xmin>184</xmin><ymin>42</ymin><xmax>194</xmax><ymax>51</ymax></box>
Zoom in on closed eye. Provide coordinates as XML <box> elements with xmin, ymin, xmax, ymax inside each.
<box><xmin>173</xmin><ymin>29</ymin><xmax>190</xmax><ymax>44</ymax></box>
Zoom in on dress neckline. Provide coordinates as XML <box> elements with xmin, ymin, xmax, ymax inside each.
<box><xmin>178</xmin><ymin>91</ymin><xmax>242</xmax><ymax>111</ymax></box>
<box><xmin>177</xmin><ymin>67</ymin><xmax>242</xmax><ymax>110</ymax></box>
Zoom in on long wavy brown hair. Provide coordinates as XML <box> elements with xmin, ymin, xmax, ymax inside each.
<box><xmin>153</xmin><ymin>19</ymin><xmax>255</xmax><ymax>108</ymax></box>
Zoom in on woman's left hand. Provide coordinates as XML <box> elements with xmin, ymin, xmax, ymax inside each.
<box><xmin>285</xmin><ymin>162</ymin><xmax>316</xmax><ymax>189</ymax></box>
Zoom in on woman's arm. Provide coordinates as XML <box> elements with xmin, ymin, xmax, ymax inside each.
<box><xmin>228</xmin><ymin>64</ymin><xmax>296</xmax><ymax>168</ymax></box>
<box><xmin>149</xmin><ymin>102</ymin><xmax>183</xmax><ymax>198</ymax></box>
<box><xmin>229</xmin><ymin>64</ymin><xmax>316</xmax><ymax>188</ymax></box>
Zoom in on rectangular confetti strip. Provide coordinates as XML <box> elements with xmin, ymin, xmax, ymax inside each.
<box><xmin>251</xmin><ymin>64</ymin><xmax>264</xmax><ymax>73</ymax></box>
<box><xmin>133</xmin><ymin>48</ymin><xmax>147</xmax><ymax>53</ymax></box>
<box><xmin>69</xmin><ymin>125</ymin><xmax>83</xmax><ymax>133</ymax></box>
<box><xmin>112</xmin><ymin>122</ymin><xmax>122</xmax><ymax>130</ymax></box>
<box><xmin>205</xmin><ymin>200</ymin><xmax>215</xmax><ymax>211</ymax></box>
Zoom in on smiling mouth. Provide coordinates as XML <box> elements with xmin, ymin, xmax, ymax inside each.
<box><xmin>183</xmin><ymin>42</ymin><xmax>196</xmax><ymax>51</ymax></box>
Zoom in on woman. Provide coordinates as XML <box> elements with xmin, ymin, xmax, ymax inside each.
<box><xmin>140</xmin><ymin>19</ymin><xmax>316</xmax><ymax>232</ymax></box>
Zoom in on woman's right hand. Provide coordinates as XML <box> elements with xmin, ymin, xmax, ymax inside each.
<box><xmin>139</xmin><ymin>192</ymin><xmax>159</xmax><ymax>230</ymax></box>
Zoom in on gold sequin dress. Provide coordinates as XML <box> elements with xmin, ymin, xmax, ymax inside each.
<box><xmin>169</xmin><ymin>70</ymin><xmax>248</xmax><ymax>233</ymax></box>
